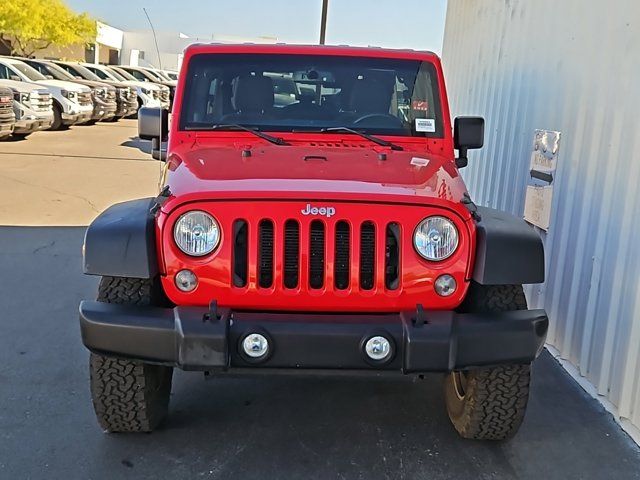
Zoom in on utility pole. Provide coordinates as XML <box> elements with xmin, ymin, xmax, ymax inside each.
<box><xmin>319</xmin><ymin>0</ymin><xmax>329</xmax><ymax>45</ymax></box>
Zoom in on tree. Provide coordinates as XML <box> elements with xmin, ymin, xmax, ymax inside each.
<box><xmin>0</xmin><ymin>0</ymin><xmax>96</xmax><ymax>57</ymax></box>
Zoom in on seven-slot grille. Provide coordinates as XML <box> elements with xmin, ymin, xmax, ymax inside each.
<box><xmin>232</xmin><ymin>218</ymin><xmax>401</xmax><ymax>291</ymax></box>
<box><xmin>106</xmin><ymin>89</ymin><xmax>117</xmax><ymax>102</ymax></box>
<box><xmin>30</xmin><ymin>91</ymin><xmax>52</xmax><ymax>112</ymax></box>
<box><xmin>160</xmin><ymin>89</ymin><xmax>170</xmax><ymax>103</ymax></box>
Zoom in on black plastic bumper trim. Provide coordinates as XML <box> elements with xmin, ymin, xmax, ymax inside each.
<box><xmin>79</xmin><ymin>301</ymin><xmax>548</xmax><ymax>372</ymax></box>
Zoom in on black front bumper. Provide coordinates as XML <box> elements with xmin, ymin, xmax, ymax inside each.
<box><xmin>79</xmin><ymin>301</ymin><xmax>548</xmax><ymax>373</ymax></box>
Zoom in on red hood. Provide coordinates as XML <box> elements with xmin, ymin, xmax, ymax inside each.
<box><xmin>163</xmin><ymin>139</ymin><xmax>469</xmax><ymax>213</ymax></box>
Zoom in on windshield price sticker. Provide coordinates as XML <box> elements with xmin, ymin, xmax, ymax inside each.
<box><xmin>415</xmin><ymin>118</ymin><xmax>436</xmax><ymax>133</ymax></box>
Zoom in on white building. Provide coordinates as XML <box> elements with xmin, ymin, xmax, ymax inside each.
<box><xmin>120</xmin><ymin>31</ymin><xmax>278</xmax><ymax>72</ymax></box>
<box><xmin>442</xmin><ymin>0</ymin><xmax>640</xmax><ymax>443</ymax></box>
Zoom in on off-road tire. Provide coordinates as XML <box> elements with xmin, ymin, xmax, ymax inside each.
<box><xmin>444</xmin><ymin>283</ymin><xmax>531</xmax><ymax>440</ymax></box>
<box><xmin>89</xmin><ymin>276</ymin><xmax>173</xmax><ymax>432</ymax></box>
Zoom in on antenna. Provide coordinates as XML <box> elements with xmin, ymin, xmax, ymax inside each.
<box><xmin>319</xmin><ymin>0</ymin><xmax>329</xmax><ymax>44</ymax></box>
<box><xmin>143</xmin><ymin>7</ymin><xmax>162</xmax><ymax>70</ymax></box>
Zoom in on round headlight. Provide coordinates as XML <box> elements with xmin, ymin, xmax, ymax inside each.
<box><xmin>174</xmin><ymin>211</ymin><xmax>220</xmax><ymax>256</ymax></box>
<box><xmin>414</xmin><ymin>216</ymin><xmax>459</xmax><ymax>261</ymax></box>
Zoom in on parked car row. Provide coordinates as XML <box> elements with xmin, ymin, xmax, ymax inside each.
<box><xmin>0</xmin><ymin>56</ymin><xmax>177</xmax><ymax>140</ymax></box>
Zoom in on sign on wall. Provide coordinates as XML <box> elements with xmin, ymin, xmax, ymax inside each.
<box><xmin>523</xmin><ymin>130</ymin><xmax>561</xmax><ymax>231</ymax></box>
<box><xmin>96</xmin><ymin>22</ymin><xmax>124</xmax><ymax>50</ymax></box>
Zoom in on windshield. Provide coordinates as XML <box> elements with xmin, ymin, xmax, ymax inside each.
<box><xmin>180</xmin><ymin>53</ymin><xmax>443</xmax><ymax>137</ymax></box>
<box><xmin>88</xmin><ymin>66</ymin><xmax>119</xmax><ymax>81</ymax></box>
<box><xmin>12</xmin><ymin>62</ymin><xmax>47</xmax><ymax>81</ymax></box>
<box><xmin>62</xmin><ymin>63</ymin><xmax>102</xmax><ymax>82</ymax></box>
<box><xmin>41</xmin><ymin>62</ymin><xmax>75</xmax><ymax>81</ymax></box>
<box><xmin>110</xmin><ymin>66</ymin><xmax>137</xmax><ymax>82</ymax></box>
<box><xmin>140</xmin><ymin>68</ymin><xmax>164</xmax><ymax>82</ymax></box>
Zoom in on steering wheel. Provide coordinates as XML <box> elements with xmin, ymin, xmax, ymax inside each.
<box><xmin>353</xmin><ymin>113</ymin><xmax>403</xmax><ymax>127</ymax></box>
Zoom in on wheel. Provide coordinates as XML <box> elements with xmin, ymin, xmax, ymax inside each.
<box><xmin>50</xmin><ymin>104</ymin><xmax>64</xmax><ymax>130</ymax></box>
<box><xmin>89</xmin><ymin>276</ymin><xmax>173</xmax><ymax>433</ymax></box>
<box><xmin>444</xmin><ymin>283</ymin><xmax>531</xmax><ymax>440</ymax></box>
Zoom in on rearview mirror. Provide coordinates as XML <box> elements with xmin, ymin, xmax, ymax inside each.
<box><xmin>454</xmin><ymin>116</ymin><xmax>484</xmax><ymax>168</ymax></box>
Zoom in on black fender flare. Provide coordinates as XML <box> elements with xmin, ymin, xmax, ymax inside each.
<box><xmin>83</xmin><ymin>198</ymin><xmax>158</xmax><ymax>279</ymax></box>
<box><xmin>472</xmin><ymin>206</ymin><xmax>545</xmax><ymax>285</ymax></box>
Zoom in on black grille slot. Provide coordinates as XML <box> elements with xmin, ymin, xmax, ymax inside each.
<box><xmin>334</xmin><ymin>221</ymin><xmax>350</xmax><ymax>290</ymax></box>
<box><xmin>309</xmin><ymin>220</ymin><xmax>325</xmax><ymax>289</ymax></box>
<box><xmin>258</xmin><ymin>220</ymin><xmax>274</xmax><ymax>288</ymax></box>
<box><xmin>232</xmin><ymin>220</ymin><xmax>248</xmax><ymax>287</ymax></box>
<box><xmin>284</xmin><ymin>220</ymin><xmax>299</xmax><ymax>289</ymax></box>
<box><xmin>385</xmin><ymin>223</ymin><xmax>400</xmax><ymax>290</ymax></box>
<box><xmin>359</xmin><ymin>222</ymin><xmax>376</xmax><ymax>290</ymax></box>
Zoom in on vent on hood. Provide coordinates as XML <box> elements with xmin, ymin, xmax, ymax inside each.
<box><xmin>307</xmin><ymin>142</ymin><xmax>370</xmax><ymax>148</ymax></box>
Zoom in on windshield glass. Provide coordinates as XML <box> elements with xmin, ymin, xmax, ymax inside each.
<box><xmin>141</xmin><ymin>68</ymin><xmax>164</xmax><ymax>81</ymax></box>
<box><xmin>12</xmin><ymin>62</ymin><xmax>47</xmax><ymax>81</ymax></box>
<box><xmin>42</xmin><ymin>62</ymin><xmax>75</xmax><ymax>81</ymax></box>
<box><xmin>90</xmin><ymin>66</ymin><xmax>119</xmax><ymax>81</ymax></box>
<box><xmin>180</xmin><ymin>53</ymin><xmax>443</xmax><ymax>137</ymax></box>
<box><xmin>64</xmin><ymin>63</ymin><xmax>102</xmax><ymax>81</ymax></box>
<box><xmin>110</xmin><ymin>67</ymin><xmax>137</xmax><ymax>82</ymax></box>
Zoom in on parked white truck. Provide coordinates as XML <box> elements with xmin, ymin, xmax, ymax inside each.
<box><xmin>0</xmin><ymin>57</ymin><xmax>93</xmax><ymax>130</ymax></box>
<box><xmin>81</xmin><ymin>63</ymin><xmax>164</xmax><ymax>112</ymax></box>
<box><xmin>0</xmin><ymin>79</ymin><xmax>54</xmax><ymax>138</ymax></box>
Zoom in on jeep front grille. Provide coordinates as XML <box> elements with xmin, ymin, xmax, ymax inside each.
<box><xmin>283</xmin><ymin>220</ymin><xmax>300</xmax><ymax>289</ymax></box>
<box><xmin>232</xmin><ymin>217</ymin><xmax>400</xmax><ymax>292</ymax></box>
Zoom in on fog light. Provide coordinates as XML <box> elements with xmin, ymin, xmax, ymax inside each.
<box><xmin>175</xmin><ymin>269</ymin><xmax>197</xmax><ymax>292</ymax></box>
<box><xmin>434</xmin><ymin>274</ymin><xmax>456</xmax><ymax>297</ymax></box>
<box><xmin>242</xmin><ymin>333</ymin><xmax>270</xmax><ymax>358</ymax></box>
<box><xmin>365</xmin><ymin>336</ymin><xmax>392</xmax><ymax>361</ymax></box>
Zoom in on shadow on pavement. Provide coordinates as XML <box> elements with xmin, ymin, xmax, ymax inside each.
<box><xmin>0</xmin><ymin>226</ymin><xmax>638</xmax><ymax>480</ymax></box>
<box><xmin>121</xmin><ymin>136</ymin><xmax>152</xmax><ymax>154</ymax></box>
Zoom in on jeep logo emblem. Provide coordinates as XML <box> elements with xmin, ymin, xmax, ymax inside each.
<box><xmin>301</xmin><ymin>203</ymin><xmax>336</xmax><ymax>218</ymax></box>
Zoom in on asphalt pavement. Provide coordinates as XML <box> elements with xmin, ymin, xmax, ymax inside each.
<box><xmin>0</xmin><ymin>123</ymin><xmax>639</xmax><ymax>479</ymax></box>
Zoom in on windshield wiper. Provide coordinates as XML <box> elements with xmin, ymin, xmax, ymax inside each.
<box><xmin>320</xmin><ymin>126</ymin><xmax>403</xmax><ymax>151</ymax></box>
<box><xmin>208</xmin><ymin>123</ymin><xmax>290</xmax><ymax>146</ymax></box>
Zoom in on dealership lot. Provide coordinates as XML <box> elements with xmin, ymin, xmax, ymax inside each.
<box><xmin>0</xmin><ymin>120</ymin><xmax>158</xmax><ymax>226</ymax></box>
<box><xmin>0</xmin><ymin>123</ymin><xmax>639</xmax><ymax>479</ymax></box>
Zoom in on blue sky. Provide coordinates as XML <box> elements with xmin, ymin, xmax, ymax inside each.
<box><xmin>66</xmin><ymin>0</ymin><xmax>448</xmax><ymax>52</ymax></box>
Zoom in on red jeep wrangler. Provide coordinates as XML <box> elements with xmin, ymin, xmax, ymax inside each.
<box><xmin>80</xmin><ymin>44</ymin><xmax>547</xmax><ymax>440</ymax></box>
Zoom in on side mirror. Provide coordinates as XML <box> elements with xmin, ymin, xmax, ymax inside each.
<box><xmin>138</xmin><ymin>107</ymin><xmax>169</xmax><ymax>161</ymax></box>
<box><xmin>151</xmin><ymin>138</ymin><xmax>167</xmax><ymax>161</ymax></box>
<box><xmin>138</xmin><ymin>107</ymin><xmax>168</xmax><ymax>141</ymax></box>
<box><xmin>9</xmin><ymin>75</ymin><xmax>21</xmax><ymax>82</ymax></box>
<box><xmin>454</xmin><ymin>116</ymin><xmax>484</xmax><ymax>168</ymax></box>
<box><xmin>45</xmin><ymin>75</ymin><xmax>54</xmax><ymax>80</ymax></box>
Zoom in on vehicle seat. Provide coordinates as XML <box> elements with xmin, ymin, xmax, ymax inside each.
<box><xmin>348</xmin><ymin>79</ymin><xmax>392</xmax><ymax>115</ymax></box>
<box><xmin>221</xmin><ymin>75</ymin><xmax>275</xmax><ymax>123</ymax></box>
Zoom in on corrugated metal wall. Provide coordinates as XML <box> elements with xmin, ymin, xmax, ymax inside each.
<box><xmin>442</xmin><ymin>0</ymin><xmax>640</xmax><ymax>442</ymax></box>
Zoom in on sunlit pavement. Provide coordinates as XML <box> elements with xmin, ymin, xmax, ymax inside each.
<box><xmin>0</xmin><ymin>123</ymin><xmax>638</xmax><ymax>479</ymax></box>
<box><xmin>0</xmin><ymin>120</ymin><xmax>158</xmax><ymax>226</ymax></box>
